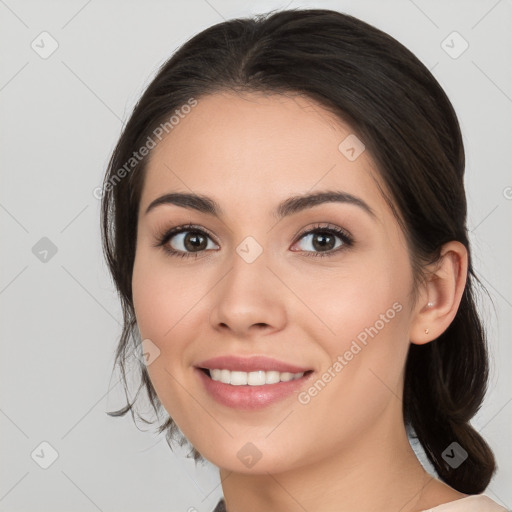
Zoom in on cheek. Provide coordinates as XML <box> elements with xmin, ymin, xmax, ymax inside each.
<box><xmin>131</xmin><ymin>256</ymin><xmax>196</xmax><ymax>430</ymax></box>
<box><xmin>131</xmin><ymin>253</ymin><xmax>186</xmax><ymax>390</ymax></box>
<box><xmin>132</xmin><ymin>266</ymin><xmax>174</xmax><ymax>341</ymax></box>
<box><xmin>293</xmin><ymin>251</ymin><xmax>413</xmax><ymax>402</ymax></box>
<box><xmin>131</xmin><ymin>249</ymin><xmax>211</xmax><ymax>403</ymax></box>
<box><xmin>289</xmin><ymin>270</ymin><xmax>412</xmax><ymax>458</ymax></box>
<box><xmin>294</xmin><ymin>255</ymin><xmax>411</xmax><ymax>346</ymax></box>
<box><xmin>132</xmin><ymin>247</ymin><xmax>199</xmax><ymax>342</ymax></box>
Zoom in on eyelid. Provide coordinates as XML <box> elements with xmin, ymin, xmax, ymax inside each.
<box><xmin>293</xmin><ymin>222</ymin><xmax>353</xmax><ymax>244</ymax></box>
<box><xmin>153</xmin><ymin>223</ymin><xmax>218</xmax><ymax>247</ymax></box>
<box><xmin>290</xmin><ymin>222</ymin><xmax>354</xmax><ymax>257</ymax></box>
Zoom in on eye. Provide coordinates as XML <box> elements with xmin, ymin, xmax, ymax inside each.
<box><xmin>291</xmin><ymin>223</ymin><xmax>353</xmax><ymax>258</ymax></box>
<box><xmin>155</xmin><ymin>222</ymin><xmax>353</xmax><ymax>259</ymax></box>
<box><xmin>155</xmin><ymin>224</ymin><xmax>219</xmax><ymax>258</ymax></box>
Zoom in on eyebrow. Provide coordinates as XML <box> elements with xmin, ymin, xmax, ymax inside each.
<box><xmin>144</xmin><ymin>190</ymin><xmax>375</xmax><ymax>220</ymax></box>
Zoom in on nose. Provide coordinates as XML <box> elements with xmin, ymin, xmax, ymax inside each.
<box><xmin>208</xmin><ymin>245</ymin><xmax>287</xmax><ymax>339</ymax></box>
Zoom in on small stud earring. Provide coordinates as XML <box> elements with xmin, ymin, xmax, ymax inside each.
<box><xmin>427</xmin><ymin>302</ymin><xmax>434</xmax><ymax>307</ymax></box>
<box><xmin>424</xmin><ymin>328</ymin><xmax>429</xmax><ymax>334</ymax></box>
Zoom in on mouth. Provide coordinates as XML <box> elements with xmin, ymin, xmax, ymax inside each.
<box><xmin>194</xmin><ymin>355</ymin><xmax>315</xmax><ymax>410</ymax></box>
<box><xmin>194</xmin><ymin>355</ymin><xmax>315</xmax><ymax>409</ymax></box>
<box><xmin>198</xmin><ymin>367</ymin><xmax>313</xmax><ymax>386</ymax></box>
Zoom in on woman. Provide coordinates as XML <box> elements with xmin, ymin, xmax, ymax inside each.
<box><xmin>102</xmin><ymin>8</ymin><xmax>508</xmax><ymax>512</ymax></box>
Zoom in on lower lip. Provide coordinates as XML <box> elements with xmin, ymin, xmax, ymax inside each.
<box><xmin>195</xmin><ymin>368</ymin><xmax>313</xmax><ymax>410</ymax></box>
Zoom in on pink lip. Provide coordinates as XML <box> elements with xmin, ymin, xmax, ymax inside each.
<box><xmin>194</xmin><ymin>356</ymin><xmax>314</xmax><ymax>410</ymax></box>
<box><xmin>195</xmin><ymin>368</ymin><xmax>313</xmax><ymax>410</ymax></box>
<box><xmin>195</xmin><ymin>355</ymin><xmax>311</xmax><ymax>373</ymax></box>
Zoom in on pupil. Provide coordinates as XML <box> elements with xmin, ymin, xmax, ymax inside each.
<box><xmin>185</xmin><ymin>232</ymin><xmax>206</xmax><ymax>251</ymax></box>
<box><xmin>313</xmin><ymin>233</ymin><xmax>334</xmax><ymax>251</ymax></box>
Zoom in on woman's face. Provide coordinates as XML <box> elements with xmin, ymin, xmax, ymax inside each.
<box><xmin>132</xmin><ymin>92</ymin><xmax>422</xmax><ymax>473</ymax></box>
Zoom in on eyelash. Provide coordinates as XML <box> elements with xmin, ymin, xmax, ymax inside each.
<box><xmin>154</xmin><ymin>222</ymin><xmax>354</xmax><ymax>259</ymax></box>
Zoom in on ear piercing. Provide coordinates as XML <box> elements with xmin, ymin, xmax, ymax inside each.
<box><xmin>424</xmin><ymin>302</ymin><xmax>434</xmax><ymax>334</ymax></box>
<box><xmin>424</xmin><ymin>302</ymin><xmax>433</xmax><ymax>334</ymax></box>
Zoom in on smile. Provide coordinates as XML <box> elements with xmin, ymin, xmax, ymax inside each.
<box><xmin>207</xmin><ymin>369</ymin><xmax>306</xmax><ymax>385</ymax></box>
<box><xmin>195</xmin><ymin>363</ymin><xmax>314</xmax><ymax>410</ymax></box>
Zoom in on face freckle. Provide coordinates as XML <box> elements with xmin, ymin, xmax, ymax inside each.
<box><xmin>131</xmin><ymin>91</ymin><xmax>417</xmax><ymax>473</ymax></box>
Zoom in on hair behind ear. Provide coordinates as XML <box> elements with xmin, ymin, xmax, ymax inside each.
<box><xmin>403</xmin><ymin>273</ymin><xmax>496</xmax><ymax>493</ymax></box>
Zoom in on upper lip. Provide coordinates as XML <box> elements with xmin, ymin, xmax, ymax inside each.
<box><xmin>195</xmin><ymin>355</ymin><xmax>312</xmax><ymax>373</ymax></box>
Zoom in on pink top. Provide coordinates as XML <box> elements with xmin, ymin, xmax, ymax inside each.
<box><xmin>421</xmin><ymin>495</ymin><xmax>509</xmax><ymax>511</ymax></box>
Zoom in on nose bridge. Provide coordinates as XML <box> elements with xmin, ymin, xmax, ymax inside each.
<box><xmin>224</xmin><ymin>233</ymin><xmax>272</xmax><ymax>299</ymax></box>
<box><xmin>235</xmin><ymin>234</ymin><xmax>266</xmax><ymax>266</ymax></box>
<box><xmin>208</xmin><ymin>232</ymin><xmax>287</xmax><ymax>334</ymax></box>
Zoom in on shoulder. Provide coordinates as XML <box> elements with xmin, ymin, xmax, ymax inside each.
<box><xmin>421</xmin><ymin>494</ymin><xmax>509</xmax><ymax>512</ymax></box>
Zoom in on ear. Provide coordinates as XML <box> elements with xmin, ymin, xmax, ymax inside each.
<box><xmin>409</xmin><ymin>241</ymin><xmax>468</xmax><ymax>345</ymax></box>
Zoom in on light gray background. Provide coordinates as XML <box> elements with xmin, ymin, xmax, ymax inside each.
<box><xmin>0</xmin><ymin>0</ymin><xmax>511</xmax><ymax>511</ymax></box>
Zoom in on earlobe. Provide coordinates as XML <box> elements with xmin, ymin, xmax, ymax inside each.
<box><xmin>410</xmin><ymin>241</ymin><xmax>468</xmax><ymax>345</ymax></box>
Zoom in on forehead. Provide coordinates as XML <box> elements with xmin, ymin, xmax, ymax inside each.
<box><xmin>141</xmin><ymin>91</ymin><xmax>385</xmax><ymax>216</ymax></box>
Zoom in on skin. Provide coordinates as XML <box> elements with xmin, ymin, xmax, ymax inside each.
<box><xmin>132</xmin><ymin>92</ymin><xmax>468</xmax><ymax>512</ymax></box>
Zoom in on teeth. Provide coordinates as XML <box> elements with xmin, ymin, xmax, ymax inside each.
<box><xmin>209</xmin><ymin>369</ymin><xmax>305</xmax><ymax>386</ymax></box>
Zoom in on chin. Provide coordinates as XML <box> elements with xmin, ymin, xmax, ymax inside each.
<box><xmin>193</xmin><ymin>436</ymin><xmax>302</xmax><ymax>475</ymax></box>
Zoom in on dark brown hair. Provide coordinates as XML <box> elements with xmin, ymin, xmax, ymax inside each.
<box><xmin>102</xmin><ymin>8</ymin><xmax>496</xmax><ymax>493</ymax></box>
